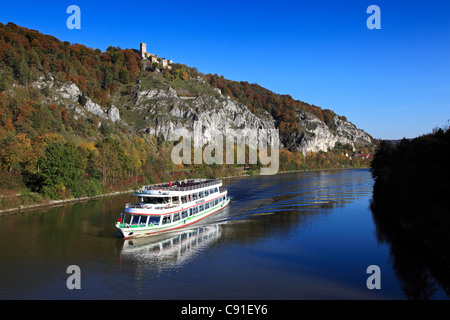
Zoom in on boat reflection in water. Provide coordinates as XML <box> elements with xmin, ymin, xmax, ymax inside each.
<box><xmin>117</xmin><ymin>224</ymin><xmax>222</xmax><ymax>270</ymax></box>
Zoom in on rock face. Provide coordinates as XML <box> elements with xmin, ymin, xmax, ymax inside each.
<box><xmin>107</xmin><ymin>106</ymin><xmax>121</xmax><ymax>123</ymax></box>
<box><xmin>32</xmin><ymin>75</ymin><xmax>372</xmax><ymax>154</ymax></box>
<box><xmin>84</xmin><ymin>98</ymin><xmax>106</xmax><ymax>118</ymax></box>
<box><xmin>137</xmin><ymin>91</ymin><xmax>275</xmax><ymax>147</ymax></box>
<box><xmin>32</xmin><ymin>76</ymin><xmax>122</xmax><ymax>124</ymax></box>
<box><xmin>291</xmin><ymin>111</ymin><xmax>372</xmax><ymax>154</ymax></box>
<box><xmin>132</xmin><ymin>84</ymin><xmax>372</xmax><ymax>153</ymax></box>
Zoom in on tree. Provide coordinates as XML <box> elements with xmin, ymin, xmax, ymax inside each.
<box><xmin>14</xmin><ymin>55</ymin><xmax>31</xmax><ymax>85</ymax></box>
<box><xmin>78</xmin><ymin>92</ymin><xmax>87</xmax><ymax>106</ymax></box>
<box><xmin>102</xmin><ymin>68</ymin><xmax>113</xmax><ymax>90</ymax></box>
<box><xmin>180</xmin><ymin>70</ymin><xmax>189</xmax><ymax>81</ymax></box>
<box><xmin>0</xmin><ymin>132</ymin><xmax>30</xmax><ymax>172</ymax></box>
<box><xmin>119</xmin><ymin>68</ymin><xmax>129</xmax><ymax>84</ymax></box>
<box><xmin>34</xmin><ymin>141</ymin><xmax>83</xmax><ymax>198</ymax></box>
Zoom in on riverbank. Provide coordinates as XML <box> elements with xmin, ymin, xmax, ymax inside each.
<box><xmin>0</xmin><ymin>189</ymin><xmax>135</xmax><ymax>215</ymax></box>
<box><xmin>4</xmin><ymin>168</ymin><xmax>418</xmax><ymax>300</ymax></box>
<box><xmin>370</xmin><ymin>127</ymin><xmax>450</xmax><ymax>267</ymax></box>
<box><xmin>0</xmin><ymin>165</ymin><xmax>370</xmax><ymax>215</ymax></box>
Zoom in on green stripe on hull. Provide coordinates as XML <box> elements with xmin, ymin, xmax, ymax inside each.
<box><xmin>118</xmin><ymin>199</ymin><xmax>229</xmax><ymax>234</ymax></box>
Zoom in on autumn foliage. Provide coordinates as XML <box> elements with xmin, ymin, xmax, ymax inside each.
<box><xmin>0</xmin><ymin>22</ymin><xmax>371</xmax><ymax>209</ymax></box>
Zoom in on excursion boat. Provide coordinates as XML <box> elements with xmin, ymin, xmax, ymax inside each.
<box><xmin>116</xmin><ymin>179</ymin><xmax>230</xmax><ymax>239</ymax></box>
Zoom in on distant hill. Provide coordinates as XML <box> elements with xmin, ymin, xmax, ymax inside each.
<box><xmin>0</xmin><ymin>22</ymin><xmax>375</xmax><ymax>206</ymax></box>
<box><xmin>0</xmin><ymin>22</ymin><xmax>373</xmax><ymax>150</ymax></box>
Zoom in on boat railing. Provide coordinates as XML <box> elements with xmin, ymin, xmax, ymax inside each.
<box><xmin>138</xmin><ymin>179</ymin><xmax>222</xmax><ymax>193</ymax></box>
<box><xmin>154</xmin><ymin>204</ymin><xmax>178</xmax><ymax>210</ymax></box>
<box><xmin>125</xmin><ymin>203</ymin><xmax>179</xmax><ymax>210</ymax></box>
<box><xmin>126</xmin><ymin>203</ymin><xmax>151</xmax><ymax>209</ymax></box>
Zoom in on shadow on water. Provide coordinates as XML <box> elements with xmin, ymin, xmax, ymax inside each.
<box><xmin>370</xmin><ymin>199</ymin><xmax>450</xmax><ymax>299</ymax></box>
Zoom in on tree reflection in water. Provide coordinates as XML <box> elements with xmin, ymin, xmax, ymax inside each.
<box><xmin>370</xmin><ymin>200</ymin><xmax>450</xmax><ymax>299</ymax></box>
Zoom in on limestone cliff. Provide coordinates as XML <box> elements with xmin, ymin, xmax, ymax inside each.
<box><xmin>291</xmin><ymin>110</ymin><xmax>373</xmax><ymax>154</ymax></box>
<box><xmin>31</xmin><ymin>72</ymin><xmax>373</xmax><ymax>154</ymax></box>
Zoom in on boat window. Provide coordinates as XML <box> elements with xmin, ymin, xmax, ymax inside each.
<box><xmin>162</xmin><ymin>215</ymin><xmax>172</xmax><ymax>225</ymax></box>
<box><xmin>189</xmin><ymin>208</ymin><xmax>193</xmax><ymax>216</ymax></box>
<box><xmin>199</xmin><ymin>191</ymin><xmax>204</xmax><ymax>198</ymax></box>
<box><xmin>205</xmin><ymin>190</ymin><xmax>209</xmax><ymax>196</ymax></box>
<box><xmin>182</xmin><ymin>210</ymin><xmax>188</xmax><ymax>219</ymax></box>
<box><xmin>193</xmin><ymin>206</ymin><xmax>198</xmax><ymax>214</ymax></box>
<box><xmin>124</xmin><ymin>214</ymin><xmax>133</xmax><ymax>225</ymax></box>
<box><xmin>214</xmin><ymin>188</ymin><xmax>218</xmax><ymax>193</ymax></box>
<box><xmin>172</xmin><ymin>197</ymin><xmax>180</xmax><ymax>205</ymax></box>
<box><xmin>199</xmin><ymin>204</ymin><xmax>204</xmax><ymax>212</ymax></box>
<box><xmin>142</xmin><ymin>197</ymin><xmax>152</xmax><ymax>204</ymax></box>
<box><xmin>193</xmin><ymin>193</ymin><xmax>198</xmax><ymax>200</ymax></box>
<box><xmin>131</xmin><ymin>215</ymin><xmax>140</xmax><ymax>225</ymax></box>
<box><xmin>140</xmin><ymin>215</ymin><xmax>149</xmax><ymax>226</ymax></box>
<box><xmin>215</xmin><ymin>199</ymin><xmax>218</xmax><ymax>205</ymax></box>
<box><xmin>181</xmin><ymin>196</ymin><xmax>188</xmax><ymax>203</ymax></box>
<box><xmin>148</xmin><ymin>216</ymin><xmax>160</xmax><ymax>226</ymax></box>
<box><xmin>142</xmin><ymin>197</ymin><xmax>170</xmax><ymax>204</ymax></box>
<box><xmin>173</xmin><ymin>213</ymin><xmax>180</xmax><ymax>222</ymax></box>
<box><xmin>205</xmin><ymin>202</ymin><xmax>209</xmax><ymax>209</ymax></box>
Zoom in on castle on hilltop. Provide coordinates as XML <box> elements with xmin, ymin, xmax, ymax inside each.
<box><xmin>140</xmin><ymin>42</ymin><xmax>173</xmax><ymax>69</ymax></box>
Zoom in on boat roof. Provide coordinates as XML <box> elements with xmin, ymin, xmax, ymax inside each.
<box><xmin>134</xmin><ymin>179</ymin><xmax>222</xmax><ymax>196</ymax></box>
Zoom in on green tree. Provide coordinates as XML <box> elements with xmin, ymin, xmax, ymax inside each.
<box><xmin>78</xmin><ymin>92</ymin><xmax>88</xmax><ymax>106</ymax></box>
<box><xmin>119</xmin><ymin>68</ymin><xmax>129</xmax><ymax>84</ymax></box>
<box><xmin>0</xmin><ymin>132</ymin><xmax>30</xmax><ymax>172</ymax></box>
<box><xmin>14</xmin><ymin>55</ymin><xmax>31</xmax><ymax>85</ymax></box>
<box><xmin>34</xmin><ymin>141</ymin><xmax>83</xmax><ymax>198</ymax></box>
<box><xmin>102</xmin><ymin>68</ymin><xmax>113</xmax><ymax>90</ymax></box>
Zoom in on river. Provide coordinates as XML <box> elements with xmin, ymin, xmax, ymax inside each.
<box><xmin>0</xmin><ymin>169</ymin><xmax>449</xmax><ymax>299</ymax></box>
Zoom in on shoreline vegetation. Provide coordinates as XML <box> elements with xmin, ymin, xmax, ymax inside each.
<box><xmin>0</xmin><ymin>22</ymin><xmax>375</xmax><ymax>214</ymax></box>
<box><xmin>371</xmin><ymin>123</ymin><xmax>450</xmax><ymax>266</ymax></box>
<box><xmin>0</xmin><ymin>163</ymin><xmax>371</xmax><ymax>215</ymax></box>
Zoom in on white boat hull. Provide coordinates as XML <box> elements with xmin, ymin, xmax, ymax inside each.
<box><xmin>117</xmin><ymin>197</ymin><xmax>230</xmax><ymax>239</ymax></box>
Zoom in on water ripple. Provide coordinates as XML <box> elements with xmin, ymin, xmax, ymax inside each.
<box><xmin>224</xmin><ymin>170</ymin><xmax>373</xmax><ymax>221</ymax></box>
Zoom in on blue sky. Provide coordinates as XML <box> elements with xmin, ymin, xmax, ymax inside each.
<box><xmin>1</xmin><ymin>0</ymin><xmax>449</xmax><ymax>139</ymax></box>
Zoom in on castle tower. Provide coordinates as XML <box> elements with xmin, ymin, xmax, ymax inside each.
<box><xmin>140</xmin><ymin>42</ymin><xmax>147</xmax><ymax>59</ymax></box>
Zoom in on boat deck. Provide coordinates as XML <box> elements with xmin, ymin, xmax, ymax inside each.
<box><xmin>139</xmin><ymin>179</ymin><xmax>222</xmax><ymax>193</ymax></box>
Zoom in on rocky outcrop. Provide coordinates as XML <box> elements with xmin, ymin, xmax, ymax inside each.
<box><xmin>138</xmin><ymin>91</ymin><xmax>275</xmax><ymax>146</ymax></box>
<box><xmin>291</xmin><ymin>111</ymin><xmax>372</xmax><ymax>154</ymax></box>
<box><xmin>107</xmin><ymin>106</ymin><xmax>121</xmax><ymax>123</ymax></box>
<box><xmin>32</xmin><ymin>76</ymin><xmax>122</xmax><ymax>124</ymax></box>
<box><xmin>31</xmin><ymin>74</ymin><xmax>372</xmax><ymax>154</ymax></box>
<box><xmin>84</xmin><ymin>98</ymin><xmax>106</xmax><ymax>118</ymax></box>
